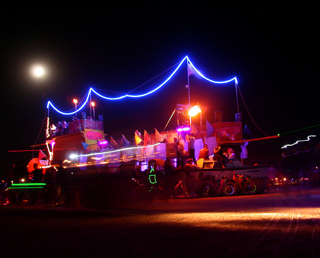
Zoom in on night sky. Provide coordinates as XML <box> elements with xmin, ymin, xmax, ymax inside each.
<box><xmin>1</xmin><ymin>3</ymin><xmax>317</xmax><ymax>174</ymax></box>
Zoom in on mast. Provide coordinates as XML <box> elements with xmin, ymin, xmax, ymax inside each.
<box><xmin>235</xmin><ymin>80</ymin><xmax>239</xmax><ymax>114</ymax></box>
<box><xmin>187</xmin><ymin>76</ymin><xmax>190</xmax><ymax>105</ymax></box>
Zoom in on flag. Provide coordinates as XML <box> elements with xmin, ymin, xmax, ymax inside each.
<box><xmin>155</xmin><ymin>128</ymin><xmax>163</xmax><ymax>143</ymax></box>
<box><xmin>122</xmin><ymin>134</ymin><xmax>131</xmax><ymax>147</ymax></box>
<box><xmin>38</xmin><ymin>150</ymin><xmax>47</xmax><ymax>160</ymax></box>
<box><xmin>187</xmin><ymin>61</ymin><xmax>197</xmax><ymax>77</ymax></box>
<box><xmin>243</xmin><ymin>124</ymin><xmax>254</xmax><ymax>139</ymax></box>
<box><xmin>135</xmin><ymin>131</ymin><xmax>142</xmax><ymax>145</ymax></box>
<box><xmin>81</xmin><ymin>142</ymin><xmax>89</xmax><ymax>150</ymax></box>
<box><xmin>144</xmin><ymin>130</ymin><xmax>151</xmax><ymax>146</ymax></box>
<box><xmin>110</xmin><ymin>136</ymin><xmax>118</xmax><ymax>147</ymax></box>
<box><xmin>191</xmin><ymin>124</ymin><xmax>198</xmax><ymax>134</ymax></box>
<box><xmin>206</xmin><ymin>119</ymin><xmax>214</xmax><ymax>137</ymax></box>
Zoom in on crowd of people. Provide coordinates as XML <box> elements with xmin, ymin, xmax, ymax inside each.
<box><xmin>166</xmin><ymin>138</ymin><xmax>241</xmax><ymax>197</ymax></box>
<box><xmin>174</xmin><ymin>133</ymin><xmax>239</xmax><ymax>169</ymax></box>
<box><xmin>49</xmin><ymin>121</ymin><xmax>69</xmax><ymax>137</ymax></box>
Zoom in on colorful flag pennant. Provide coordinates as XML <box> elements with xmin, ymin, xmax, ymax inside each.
<box><xmin>144</xmin><ymin>130</ymin><xmax>151</xmax><ymax>146</ymax></box>
<box><xmin>122</xmin><ymin>134</ymin><xmax>131</xmax><ymax>147</ymax></box>
<box><xmin>110</xmin><ymin>136</ymin><xmax>118</xmax><ymax>147</ymax></box>
<box><xmin>135</xmin><ymin>131</ymin><xmax>143</xmax><ymax>145</ymax></box>
<box><xmin>155</xmin><ymin>128</ymin><xmax>163</xmax><ymax>143</ymax></box>
<box><xmin>38</xmin><ymin>150</ymin><xmax>47</xmax><ymax>160</ymax></box>
<box><xmin>206</xmin><ymin>119</ymin><xmax>214</xmax><ymax>136</ymax></box>
<box><xmin>81</xmin><ymin>142</ymin><xmax>89</xmax><ymax>150</ymax></box>
<box><xmin>187</xmin><ymin>61</ymin><xmax>197</xmax><ymax>77</ymax></box>
<box><xmin>191</xmin><ymin>124</ymin><xmax>198</xmax><ymax>134</ymax></box>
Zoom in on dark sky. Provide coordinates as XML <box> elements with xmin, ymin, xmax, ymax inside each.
<box><xmin>0</xmin><ymin>3</ymin><xmax>318</xmax><ymax>172</ymax></box>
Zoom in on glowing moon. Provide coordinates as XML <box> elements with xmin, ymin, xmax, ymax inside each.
<box><xmin>30</xmin><ymin>65</ymin><xmax>45</xmax><ymax>78</ymax></box>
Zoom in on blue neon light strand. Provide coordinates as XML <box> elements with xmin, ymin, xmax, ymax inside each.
<box><xmin>46</xmin><ymin>56</ymin><xmax>238</xmax><ymax>115</ymax></box>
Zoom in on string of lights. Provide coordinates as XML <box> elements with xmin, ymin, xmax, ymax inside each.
<box><xmin>46</xmin><ymin>56</ymin><xmax>238</xmax><ymax>116</ymax></box>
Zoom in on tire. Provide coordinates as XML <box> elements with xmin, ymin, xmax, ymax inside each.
<box><xmin>202</xmin><ymin>185</ymin><xmax>211</xmax><ymax>197</ymax></box>
<box><xmin>28</xmin><ymin>189</ymin><xmax>39</xmax><ymax>205</ymax></box>
<box><xmin>222</xmin><ymin>182</ymin><xmax>236</xmax><ymax>196</ymax></box>
<box><xmin>247</xmin><ymin>183</ymin><xmax>258</xmax><ymax>195</ymax></box>
<box><xmin>57</xmin><ymin>190</ymin><xmax>68</xmax><ymax>206</ymax></box>
<box><xmin>7</xmin><ymin>190</ymin><xmax>21</xmax><ymax>204</ymax></box>
<box><xmin>134</xmin><ymin>185</ymin><xmax>150</xmax><ymax>200</ymax></box>
<box><xmin>173</xmin><ymin>182</ymin><xmax>188</xmax><ymax>198</ymax></box>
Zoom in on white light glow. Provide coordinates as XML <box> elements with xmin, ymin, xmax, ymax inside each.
<box><xmin>281</xmin><ymin>135</ymin><xmax>316</xmax><ymax>149</ymax></box>
<box><xmin>31</xmin><ymin>65</ymin><xmax>45</xmax><ymax>78</ymax></box>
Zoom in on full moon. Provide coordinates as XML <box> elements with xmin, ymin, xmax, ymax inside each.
<box><xmin>30</xmin><ymin>65</ymin><xmax>45</xmax><ymax>78</ymax></box>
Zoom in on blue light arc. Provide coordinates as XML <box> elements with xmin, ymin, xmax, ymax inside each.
<box><xmin>46</xmin><ymin>56</ymin><xmax>238</xmax><ymax>116</ymax></box>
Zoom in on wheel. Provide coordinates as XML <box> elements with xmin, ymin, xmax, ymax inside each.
<box><xmin>46</xmin><ymin>185</ymin><xmax>58</xmax><ymax>205</ymax></box>
<box><xmin>247</xmin><ymin>182</ymin><xmax>258</xmax><ymax>194</ymax></box>
<box><xmin>202</xmin><ymin>185</ymin><xmax>211</xmax><ymax>197</ymax></box>
<box><xmin>28</xmin><ymin>189</ymin><xmax>40</xmax><ymax>205</ymax></box>
<box><xmin>174</xmin><ymin>182</ymin><xmax>188</xmax><ymax>198</ymax></box>
<box><xmin>134</xmin><ymin>185</ymin><xmax>150</xmax><ymax>200</ymax></box>
<box><xmin>7</xmin><ymin>190</ymin><xmax>21</xmax><ymax>204</ymax></box>
<box><xmin>57</xmin><ymin>190</ymin><xmax>68</xmax><ymax>206</ymax></box>
<box><xmin>222</xmin><ymin>182</ymin><xmax>236</xmax><ymax>196</ymax></box>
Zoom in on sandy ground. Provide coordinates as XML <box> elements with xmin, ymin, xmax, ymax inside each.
<box><xmin>1</xmin><ymin>187</ymin><xmax>320</xmax><ymax>257</ymax></box>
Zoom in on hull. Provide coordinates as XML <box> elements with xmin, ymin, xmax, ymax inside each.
<box><xmin>177</xmin><ymin>165</ymin><xmax>268</xmax><ymax>194</ymax></box>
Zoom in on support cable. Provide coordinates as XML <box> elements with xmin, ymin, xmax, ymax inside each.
<box><xmin>237</xmin><ymin>85</ymin><xmax>269</xmax><ymax>137</ymax></box>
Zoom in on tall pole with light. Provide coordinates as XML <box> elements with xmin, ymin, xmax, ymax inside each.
<box><xmin>73</xmin><ymin>99</ymin><xmax>78</xmax><ymax>118</ymax></box>
<box><xmin>91</xmin><ymin>101</ymin><xmax>95</xmax><ymax>120</ymax></box>
<box><xmin>188</xmin><ymin>104</ymin><xmax>202</xmax><ymax>133</ymax></box>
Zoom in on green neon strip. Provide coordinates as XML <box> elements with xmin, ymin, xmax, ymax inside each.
<box><xmin>149</xmin><ymin>174</ymin><xmax>157</xmax><ymax>184</ymax></box>
<box><xmin>8</xmin><ymin>187</ymin><xmax>44</xmax><ymax>189</ymax></box>
<box><xmin>11</xmin><ymin>183</ymin><xmax>46</xmax><ymax>187</ymax></box>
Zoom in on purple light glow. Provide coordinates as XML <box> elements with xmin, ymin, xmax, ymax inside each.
<box><xmin>176</xmin><ymin>127</ymin><xmax>191</xmax><ymax>132</ymax></box>
<box><xmin>98</xmin><ymin>140</ymin><xmax>108</xmax><ymax>146</ymax></box>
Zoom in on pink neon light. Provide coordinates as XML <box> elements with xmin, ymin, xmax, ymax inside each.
<box><xmin>98</xmin><ymin>140</ymin><xmax>108</xmax><ymax>146</ymax></box>
<box><xmin>177</xmin><ymin>127</ymin><xmax>191</xmax><ymax>132</ymax></box>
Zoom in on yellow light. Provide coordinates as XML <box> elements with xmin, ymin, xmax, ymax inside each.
<box><xmin>188</xmin><ymin>105</ymin><xmax>201</xmax><ymax>117</ymax></box>
<box><xmin>73</xmin><ymin>99</ymin><xmax>78</xmax><ymax>104</ymax></box>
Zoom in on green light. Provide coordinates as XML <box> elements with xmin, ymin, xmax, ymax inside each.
<box><xmin>11</xmin><ymin>183</ymin><xmax>46</xmax><ymax>187</ymax></box>
<box><xmin>8</xmin><ymin>187</ymin><xmax>44</xmax><ymax>189</ymax></box>
<box><xmin>148</xmin><ymin>167</ymin><xmax>157</xmax><ymax>184</ymax></box>
<box><xmin>149</xmin><ymin>174</ymin><xmax>157</xmax><ymax>184</ymax></box>
<box><xmin>279</xmin><ymin>124</ymin><xmax>320</xmax><ymax>136</ymax></box>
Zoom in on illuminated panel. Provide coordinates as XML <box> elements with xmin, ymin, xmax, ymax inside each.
<box><xmin>47</xmin><ymin>56</ymin><xmax>238</xmax><ymax>115</ymax></box>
